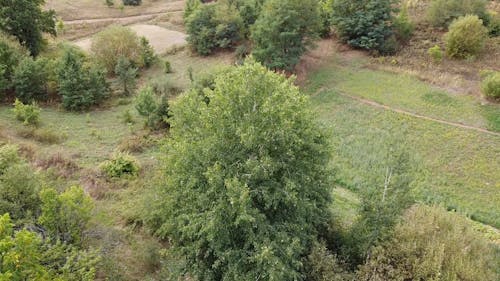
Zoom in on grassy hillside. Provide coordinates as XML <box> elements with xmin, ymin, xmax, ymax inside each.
<box><xmin>305</xmin><ymin>52</ymin><xmax>500</xmax><ymax>228</ymax></box>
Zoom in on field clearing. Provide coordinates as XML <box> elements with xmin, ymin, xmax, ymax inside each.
<box><xmin>305</xmin><ymin>52</ymin><xmax>500</xmax><ymax>228</ymax></box>
<box><xmin>46</xmin><ymin>0</ymin><xmax>184</xmax><ymax>21</ymax></box>
<box><xmin>74</xmin><ymin>24</ymin><xmax>187</xmax><ymax>54</ymax></box>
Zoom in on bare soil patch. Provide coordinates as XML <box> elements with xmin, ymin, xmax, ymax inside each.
<box><xmin>74</xmin><ymin>24</ymin><xmax>187</xmax><ymax>54</ymax></box>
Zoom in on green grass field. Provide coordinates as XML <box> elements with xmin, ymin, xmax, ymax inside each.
<box><xmin>306</xmin><ymin>56</ymin><xmax>500</xmax><ymax>229</ymax></box>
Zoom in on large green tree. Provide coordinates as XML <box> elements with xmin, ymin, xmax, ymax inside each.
<box><xmin>146</xmin><ymin>60</ymin><xmax>333</xmax><ymax>280</ymax></box>
<box><xmin>251</xmin><ymin>0</ymin><xmax>320</xmax><ymax>70</ymax></box>
<box><xmin>0</xmin><ymin>0</ymin><xmax>56</xmax><ymax>56</ymax></box>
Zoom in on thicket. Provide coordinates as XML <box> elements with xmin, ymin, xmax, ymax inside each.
<box><xmin>445</xmin><ymin>15</ymin><xmax>487</xmax><ymax>59</ymax></box>
<box><xmin>426</xmin><ymin>0</ymin><xmax>488</xmax><ymax>28</ymax></box>
<box><xmin>358</xmin><ymin>205</ymin><xmax>498</xmax><ymax>281</ymax></box>
<box><xmin>0</xmin><ymin>33</ymin><xmax>28</xmax><ymax>95</ymax></box>
<box><xmin>13</xmin><ymin>57</ymin><xmax>48</xmax><ymax>102</ymax></box>
<box><xmin>251</xmin><ymin>0</ymin><xmax>321</xmax><ymax>70</ymax></box>
<box><xmin>145</xmin><ymin>60</ymin><xmax>333</xmax><ymax>279</ymax></box>
<box><xmin>0</xmin><ymin>144</ymin><xmax>98</xmax><ymax>280</ymax></box>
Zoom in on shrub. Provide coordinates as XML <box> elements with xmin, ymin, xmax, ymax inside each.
<box><xmin>105</xmin><ymin>0</ymin><xmax>114</xmax><ymax>7</ymax></box>
<box><xmin>115</xmin><ymin>56</ymin><xmax>137</xmax><ymax>96</ymax></box>
<box><xmin>122</xmin><ymin>0</ymin><xmax>141</xmax><ymax>6</ymax></box>
<box><xmin>135</xmin><ymin>86</ymin><xmax>171</xmax><ymax>129</ymax></box>
<box><xmin>481</xmin><ymin>71</ymin><xmax>500</xmax><ymax>100</ymax></box>
<box><xmin>13</xmin><ymin>99</ymin><xmax>41</xmax><ymax>126</ymax></box>
<box><xmin>39</xmin><ymin>186</ymin><xmax>93</xmax><ymax>245</ymax></box>
<box><xmin>16</xmin><ymin>127</ymin><xmax>66</xmax><ymax>144</ymax></box>
<box><xmin>139</xmin><ymin>36</ymin><xmax>157</xmax><ymax>68</ymax></box>
<box><xmin>100</xmin><ymin>152</ymin><xmax>140</xmax><ymax>178</ymax></box>
<box><xmin>251</xmin><ymin>0</ymin><xmax>321</xmax><ymax>70</ymax></box>
<box><xmin>164</xmin><ymin>60</ymin><xmax>172</xmax><ymax>73</ymax></box>
<box><xmin>186</xmin><ymin>3</ymin><xmax>244</xmax><ymax>55</ymax></box>
<box><xmin>487</xmin><ymin>11</ymin><xmax>500</xmax><ymax>37</ymax></box>
<box><xmin>357</xmin><ymin>205</ymin><xmax>499</xmax><ymax>281</ymax></box>
<box><xmin>426</xmin><ymin>0</ymin><xmax>488</xmax><ymax>28</ymax></box>
<box><xmin>148</xmin><ymin>76</ymin><xmax>181</xmax><ymax>97</ymax></box>
<box><xmin>428</xmin><ymin>45</ymin><xmax>444</xmax><ymax>62</ymax></box>
<box><xmin>392</xmin><ymin>6</ymin><xmax>414</xmax><ymax>43</ymax></box>
<box><xmin>184</xmin><ymin>0</ymin><xmax>201</xmax><ymax>20</ymax></box>
<box><xmin>305</xmin><ymin>242</ymin><xmax>354</xmax><ymax>281</ymax></box>
<box><xmin>0</xmin><ymin>163</ymin><xmax>41</xmax><ymax>221</ymax></box>
<box><xmin>331</xmin><ymin>0</ymin><xmax>394</xmax><ymax>53</ymax></box>
<box><xmin>445</xmin><ymin>15</ymin><xmax>488</xmax><ymax>59</ymax></box>
<box><xmin>13</xmin><ymin>57</ymin><xmax>48</xmax><ymax>102</ymax></box>
<box><xmin>91</xmin><ymin>25</ymin><xmax>141</xmax><ymax>72</ymax></box>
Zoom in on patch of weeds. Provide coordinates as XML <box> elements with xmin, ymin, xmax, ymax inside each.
<box><xmin>421</xmin><ymin>90</ymin><xmax>456</xmax><ymax>106</ymax></box>
<box><xmin>16</xmin><ymin>127</ymin><xmax>67</xmax><ymax>144</ymax></box>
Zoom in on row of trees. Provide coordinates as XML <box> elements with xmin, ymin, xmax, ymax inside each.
<box><xmin>143</xmin><ymin>60</ymin><xmax>499</xmax><ymax>280</ymax></box>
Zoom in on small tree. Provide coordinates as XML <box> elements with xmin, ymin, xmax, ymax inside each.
<box><xmin>445</xmin><ymin>15</ymin><xmax>487</xmax><ymax>59</ymax></box>
<box><xmin>13</xmin><ymin>57</ymin><xmax>48</xmax><ymax>102</ymax></box>
<box><xmin>0</xmin><ymin>33</ymin><xmax>29</xmax><ymax>90</ymax></box>
<box><xmin>139</xmin><ymin>36</ymin><xmax>157</xmax><ymax>68</ymax></box>
<box><xmin>0</xmin><ymin>0</ymin><xmax>56</xmax><ymax>56</ymax></box>
<box><xmin>115</xmin><ymin>56</ymin><xmax>137</xmax><ymax>96</ymax></box>
<box><xmin>57</xmin><ymin>49</ymin><xmax>92</xmax><ymax>110</ymax></box>
<box><xmin>145</xmin><ymin>60</ymin><xmax>332</xmax><ymax>279</ymax></box>
<box><xmin>251</xmin><ymin>0</ymin><xmax>320</xmax><ymax>70</ymax></box>
<box><xmin>135</xmin><ymin>86</ymin><xmax>171</xmax><ymax>129</ymax></box>
<box><xmin>426</xmin><ymin>0</ymin><xmax>488</xmax><ymax>28</ymax></box>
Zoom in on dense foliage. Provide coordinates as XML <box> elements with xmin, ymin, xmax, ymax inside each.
<box><xmin>358</xmin><ymin>205</ymin><xmax>498</xmax><ymax>281</ymax></box>
<box><xmin>185</xmin><ymin>2</ymin><xmax>244</xmax><ymax>55</ymax></box>
<box><xmin>146</xmin><ymin>60</ymin><xmax>333</xmax><ymax>279</ymax></box>
<box><xmin>0</xmin><ymin>0</ymin><xmax>56</xmax><ymax>56</ymax></box>
<box><xmin>426</xmin><ymin>0</ymin><xmax>488</xmax><ymax>28</ymax></box>
<box><xmin>251</xmin><ymin>0</ymin><xmax>320</xmax><ymax>70</ymax></box>
<box><xmin>0</xmin><ymin>33</ymin><xmax>28</xmax><ymax>94</ymax></box>
<box><xmin>115</xmin><ymin>56</ymin><xmax>137</xmax><ymax>96</ymax></box>
<box><xmin>445</xmin><ymin>15</ymin><xmax>487</xmax><ymax>59</ymax></box>
<box><xmin>135</xmin><ymin>86</ymin><xmax>171</xmax><ymax>129</ymax></box>
<box><xmin>331</xmin><ymin>0</ymin><xmax>396</xmax><ymax>54</ymax></box>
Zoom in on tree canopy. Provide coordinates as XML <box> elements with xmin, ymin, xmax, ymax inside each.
<box><xmin>146</xmin><ymin>59</ymin><xmax>333</xmax><ymax>280</ymax></box>
<box><xmin>0</xmin><ymin>0</ymin><xmax>56</xmax><ymax>56</ymax></box>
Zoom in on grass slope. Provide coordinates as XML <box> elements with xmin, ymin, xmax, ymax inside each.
<box><xmin>307</xmin><ymin>56</ymin><xmax>500</xmax><ymax>228</ymax></box>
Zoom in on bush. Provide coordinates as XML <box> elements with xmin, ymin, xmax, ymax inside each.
<box><xmin>184</xmin><ymin>0</ymin><xmax>201</xmax><ymax>20</ymax></box>
<box><xmin>100</xmin><ymin>152</ymin><xmax>140</xmax><ymax>178</ymax></box>
<box><xmin>186</xmin><ymin>3</ymin><xmax>244</xmax><ymax>55</ymax></box>
<box><xmin>426</xmin><ymin>0</ymin><xmax>488</xmax><ymax>28</ymax></box>
<box><xmin>331</xmin><ymin>0</ymin><xmax>394</xmax><ymax>53</ymax></box>
<box><xmin>357</xmin><ymin>205</ymin><xmax>499</xmax><ymax>281</ymax></box>
<box><xmin>481</xmin><ymin>71</ymin><xmax>500</xmax><ymax>100</ymax></box>
<box><xmin>135</xmin><ymin>86</ymin><xmax>171</xmax><ymax>129</ymax></box>
<box><xmin>487</xmin><ymin>11</ymin><xmax>500</xmax><ymax>37</ymax></box>
<box><xmin>122</xmin><ymin>0</ymin><xmax>141</xmax><ymax>6</ymax></box>
<box><xmin>392</xmin><ymin>7</ymin><xmax>414</xmax><ymax>43</ymax></box>
<box><xmin>12</xmin><ymin>99</ymin><xmax>41</xmax><ymax>126</ymax></box>
<box><xmin>13</xmin><ymin>57</ymin><xmax>48</xmax><ymax>102</ymax></box>
<box><xmin>39</xmin><ymin>186</ymin><xmax>93</xmax><ymax>245</ymax></box>
<box><xmin>445</xmin><ymin>15</ymin><xmax>488</xmax><ymax>59</ymax></box>
<box><xmin>0</xmin><ymin>162</ymin><xmax>41</xmax><ymax>221</ymax></box>
<box><xmin>251</xmin><ymin>0</ymin><xmax>321</xmax><ymax>70</ymax></box>
<box><xmin>148</xmin><ymin>76</ymin><xmax>181</xmax><ymax>97</ymax></box>
<box><xmin>305</xmin><ymin>242</ymin><xmax>354</xmax><ymax>281</ymax></box>
<box><xmin>428</xmin><ymin>45</ymin><xmax>444</xmax><ymax>62</ymax></box>
<box><xmin>91</xmin><ymin>25</ymin><xmax>142</xmax><ymax>72</ymax></box>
